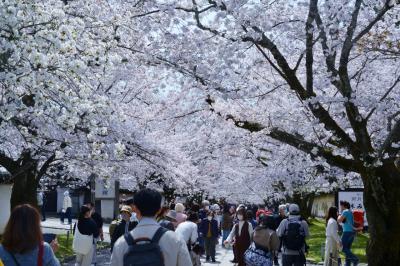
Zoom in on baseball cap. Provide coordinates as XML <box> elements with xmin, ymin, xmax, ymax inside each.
<box><xmin>289</xmin><ymin>204</ymin><xmax>300</xmax><ymax>215</ymax></box>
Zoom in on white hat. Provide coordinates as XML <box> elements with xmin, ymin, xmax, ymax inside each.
<box><xmin>211</xmin><ymin>204</ymin><xmax>220</xmax><ymax>211</ymax></box>
<box><xmin>278</xmin><ymin>204</ymin><xmax>287</xmax><ymax>211</ymax></box>
<box><xmin>236</xmin><ymin>204</ymin><xmax>246</xmax><ymax>212</ymax></box>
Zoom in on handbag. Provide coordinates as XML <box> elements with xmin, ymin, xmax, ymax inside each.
<box><xmin>72</xmin><ymin>222</ymin><xmax>93</xmax><ymax>255</ymax></box>
<box><xmin>244</xmin><ymin>243</ymin><xmax>273</xmax><ymax>266</ymax></box>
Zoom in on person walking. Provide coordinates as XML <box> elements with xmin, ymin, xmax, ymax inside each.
<box><xmin>159</xmin><ymin>209</ymin><xmax>178</xmax><ymax>231</ymax></box>
<box><xmin>224</xmin><ymin>207</ymin><xmax>253</xmax><ymax>266</ymax></box>
<box><xmin>61</xmin><ymin>190</ymin><xmax>72</xmax><ymax>224</ymax></box>
<box><xmin>324</xmin><ymin>206</ymin><xmax>341</xmax><ymax>266</ymax></box>
<box><xmin>197</xmin><ymin>200</ymin><xmax>210</xmax><ymax>254</ymax></box>
<box><xmin>176</xmin><ymin>212</ymin><xmax>200</xmax><ymax>266</ymax></box>
<box><xmin>255</xmin><ymin>204</ymin><xmax>268</xmax><ymax>222</ymax></box>
<box><xmin>276</xmin><ymin>204</ymin><xmax>287</xmax><ymax>228</ymax></box>
<box><xmin>87</xmin><ymin>203</ymin><xmax>104</xmax><ymax>266</ymax></box>
<box><xmin>73</xmin><ymin>205</ymin><xmax>98</xmax><ymax>266</ymax></box>
<box><xmin>125</xmin><ymin>198</ymin><xmax>139</xmax><ymax>223</ymax></box>
<box><xmin>110</xmin><ymin>205</ymin><xmax>138</xmax><ymax>251</ymax></box>
<box><xmin>221</xmin><ymin>204</ymin><xmax>234</xmax><ymax>247</ymax></box>
<box><xmin>211</xmin><ymin>204</ymin><xmax>222</xmax><ymax>226</ymax></box>
<box><xmin>245</xmin><ymin>214</ymin><xmax>280</xmax><ymax>266</ymax></box>
<box><xmin>277</xmin><ymin>204</ymin><xmax>309</xmax><ymax>266</ymax></box>
<box><xmin>174</xmin><ymin>203</ymin><xmax>188</xmax><ymax>228</ymax></box>
<box><xmin>200</xmin><ymin>211</ymin><xmax>219</xmax><ymax>262</ymax></box>
<box><xmin>338</xmin><ymin>201</ymin><xmax>359</xmax><ymax>266</ymax></box>
<box><xmin>0</xmin><ymin>204</ymin><xmax>60</xmax><ymax>266</ymax></box>
<box><xmin>110</xmin><ymin>189</ymin><xmax>192</xmax><ymax>266</ymax></box>
<box><xmin>247</xmin><ymin>210</ymin><xmax>257</xmax><ymax>230</ymax></box>
<box><xmin>37</xmin><ymin>191</ymin><xmax>46</xmax><ymax>221</ymax></box>
<box><xmin>199</xmin><ymin>200</ymin><xmax>210</xmax><ymax>220</ymax></box>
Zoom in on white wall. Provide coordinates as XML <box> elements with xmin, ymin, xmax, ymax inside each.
<box><xmin>0</xmin><ymin>184</ymin><xmax>12</xmax><ymax>234</ymax></box>
<box><xmin>101</xmin><ymin>199</ymin><xmax>115</xmax><ymax>220</ymax></box>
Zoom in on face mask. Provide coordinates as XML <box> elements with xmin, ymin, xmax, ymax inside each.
<box><xmin>237</xmin><ymin>215</ymin><xmax>244</xmax><ymax>220</ymax></box>
<box><xmin>207</xmin><ymin>216</ymin><xmax>213</xmax><ymax>221</ymax></box>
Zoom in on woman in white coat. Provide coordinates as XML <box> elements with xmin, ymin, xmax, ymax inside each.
<box><xmin>324</xmin><ymin>206</ymin><xmax>342</xmax><ymax>266</ymax></box>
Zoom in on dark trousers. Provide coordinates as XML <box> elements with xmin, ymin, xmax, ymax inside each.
<box><xmin>61</xmin><ymin>207</ymin><xmax>72</xmax><ymax>224</ymax></box>
<box><xmin>204</xmin><ymin>237</ymin><xmax>216</xmax><ymax>259</ymax></box>
<box><xmin>39</xmin><ymin>204</ymin><xmax>46</xmax><ymax>221</ymax></box>
<box><xmin>282</xmin><ymin>254</ymin><xmax>305</xmax><ymax>266</ymax></box>
<box><xmin>342</xmin><ymin>232</ymin><xmax>358</xmax><ymax>266</ymax></box>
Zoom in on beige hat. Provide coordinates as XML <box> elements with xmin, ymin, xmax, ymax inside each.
<box><xmin>165</xmin><ymin>210</ymin><xmax>177</xmax><ymax>222</ymax></box>
<box><xmin>120</xmin><ymin>205</ymin><xmax>132</xmax><ymax>214</ymax></box>
<box><xmin>175</xmin><ymin>203</ymin><xmax>185</xmax><ymax>213</ymax></box>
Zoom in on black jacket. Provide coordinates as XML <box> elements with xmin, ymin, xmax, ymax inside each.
<box><xmin>73</xmin><ymin>218</ymin><xmax>98</xmax><ymax>236</ymax></box>
<box><xmin>111</xmin><ymin>220</ymin><xmax>138</xmax><ymax>250</ymax></box>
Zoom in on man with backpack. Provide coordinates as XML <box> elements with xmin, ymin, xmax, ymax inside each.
<box><xmin>110</xmin><ymin>189</ymin><xmax>192</xmax><ymax>266</ymax></box>
<box><xmin>277</xmin><ymin>204</ymin><xmax>309</xmax><ymax>266</ymax></box>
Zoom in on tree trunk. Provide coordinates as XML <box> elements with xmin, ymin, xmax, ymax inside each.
<box><xmin>362</xmin><ymin>163</ymin><xmax>400</xmax><ymax>266</ymax></box>
<box><xmin>291</xmin><ymin>191</ymin><xmax>315</xmax><ymax>220</ymax></box>
<box><xmin>10</xmin><ymin>164</ymin><xmax>39</xmax><ymax>210</ymax></box>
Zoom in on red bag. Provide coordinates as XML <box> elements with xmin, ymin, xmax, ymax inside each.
<box><xmin>352</xmin><ymin>209</ymin><xmax>364</xmax><ymax>232</ymax></box>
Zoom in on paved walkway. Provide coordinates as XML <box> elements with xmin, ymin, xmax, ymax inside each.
<box><xmin>202</xmin><ymin>245</ymin><xmax>234</xmax><ymax>265</ymax></box>
<box><xmin>62</xmin><ymin>245</ymin><xmax>234</xmax><ymax>266</ymax></box>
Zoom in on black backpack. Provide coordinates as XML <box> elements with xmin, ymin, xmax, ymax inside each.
<box><xmin>282</xmin><ymin>219</ymin><xmax>305</xmax><ymax>251</ymax></box>
<box><xmin>123</xmin><ymin>227</ymin><xmax>168</xmax><ymax>266</ymax></box>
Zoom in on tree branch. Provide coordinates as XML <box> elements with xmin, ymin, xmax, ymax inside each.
<box><xmin>37</xmin><ymin>154</ymin><xmax>56</xmax><ymax>180</ymax></box>
<box><xmin>224</xmin><ymin>115</ymin><xmax>359</xmax><ymax>172</ymax></box>
<box><xmin>366</xmin><ymin>74</ymin><xmax>400</xmax><ymax>121</ymax></box>
<box><xmin>305</xmin><ymin>0</ymin><xmax>318</xmax><ymax>96</ymax></box>
<box><xmin>0</xmin><ymin>152</ymin><xmax>17</xmax><ymax>173</ymax></box>
<box><xmin>379</xmin><ymin>119</ymin><xmax>400</xmax><ymax>157</ymax></box>
<box><xmin>352</xmin><ymin>0</ymin><xmax>394</xmax><ymax>45</ymax></box>
<box><xmin>243</xmin><ymin>32</ymin><xmax>357</xmax><ymax>152</ymax></box>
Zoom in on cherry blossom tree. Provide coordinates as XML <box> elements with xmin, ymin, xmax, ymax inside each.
<box><xmin>119</xmin><ymin>0</ymin><xmax>400</xmax><ymax>264</ymax></box>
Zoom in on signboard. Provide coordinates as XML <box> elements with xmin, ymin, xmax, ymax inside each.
<box><xmin>95</xmin><ymin>179</ymin><xmax>116</xmax><ymax>199</ymax></box>
<box><xmin>337</xmin><ymin>189</ymin><xmax>368</xmax><ymax>226</ymax></box>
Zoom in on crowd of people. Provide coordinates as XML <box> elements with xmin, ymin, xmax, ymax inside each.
<box><xmin>0</xmin><ymin>188</ymin><xmax>362</xmax><ymax>266</ymax></box>
<box><xmin>108</xmin><ymin>191</ymin><xmax>313</xmax><ymax>266</ymax></box>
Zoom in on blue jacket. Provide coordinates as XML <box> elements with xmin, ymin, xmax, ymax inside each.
<box><xmin>199</xmin><ymin>219</ymin><xmax>219</xmax><ymax>238</ymax></box>
<box><xmin>0</xmin><ymin>243</ymin><xmax>60</xmax><ymax>266</ymax></box>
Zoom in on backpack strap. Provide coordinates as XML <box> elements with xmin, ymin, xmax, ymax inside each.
<box><xmin>37</xmin><ymin>241</ymin><xmax>44</xmax><ymax>266</ymax></box>
<box><xmin>124</xmin><ymin>232</ymin><xmax>135</xmax><ymax>246</ymax></box>
<box><xmin>151</xmin><ymin>227</ymin><xmax>168</xmax><ymax>243</ymax></box>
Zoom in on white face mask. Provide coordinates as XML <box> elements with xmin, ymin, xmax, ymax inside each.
<box><xmin>207</xmin><ymin>216</ymin><xmax>213</xmax><ymax>221</ymax></box>
<box><xmin>237</xmin><ymin>215</ymin><xmax>244</xmax><ymax>221</ymax></box>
